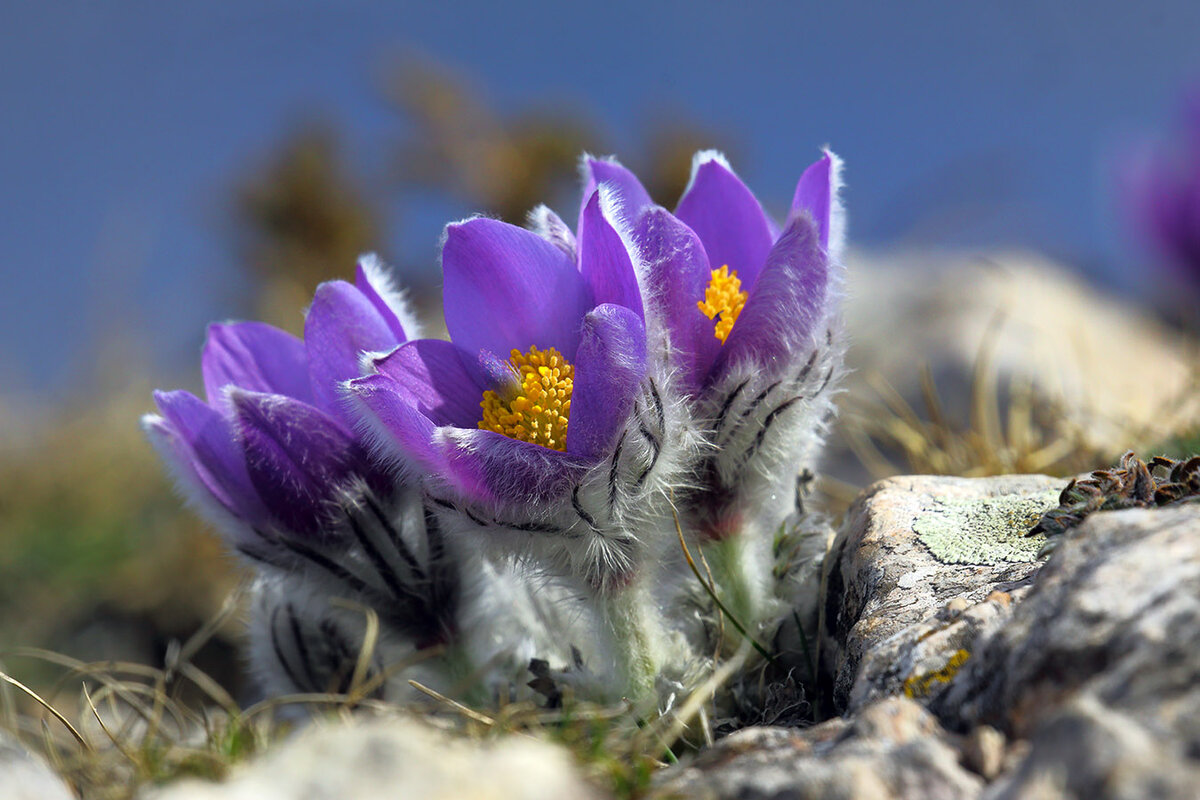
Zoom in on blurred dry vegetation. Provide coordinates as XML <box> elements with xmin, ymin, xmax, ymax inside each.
<box><xmin>1</xmin><ymin>57</ymin><xmax>1198</xmax><ymax>798</ymax></box>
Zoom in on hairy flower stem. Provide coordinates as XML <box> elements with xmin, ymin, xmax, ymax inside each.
<box><xmin>596</xmin><ymin>579</ymin><xmax>664</xmax><ymax>705</ymax></box>
<box><xmin>705</xmin><ymin>535</ymin><xmax>769</xmax><ymax>641</ymax></box>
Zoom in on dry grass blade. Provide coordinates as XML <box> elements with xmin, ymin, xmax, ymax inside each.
<box><xmin>842</xmin><ymin>316</ymin><xmax>1115</xmax><ymax>483</ymax></box>
<box><xmin>406</xmin><ymin>680</ymin><xmax>496</xmax><ymax>727</ymax></box>
<box><xmin>0</xmin><ymin>669</ymin><xmax>90</xmax><ymax>751</ymax></box>
<box><xmin>645</xmin><ymin>640</ymin><xmax>751</xmax><ymax>749</ymax></box>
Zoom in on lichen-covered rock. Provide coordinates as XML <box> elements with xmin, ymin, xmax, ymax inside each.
<box><xmin>930</xmin><ymin>505</ymin><xmax>1200</xmax><ymax>798</ymax></box>
<box><xmin>0</xmin><ymin>730</ymin><xmax>76</xmax><ymax>800</ymax></box>
<box><xmin>653</xmin><ymin>697</ymin><xmax>983</xmax><ymax>800</ymax></box>
<box><xmin>143</xmin><ymin>716</ymin><xmax>600</xmax><ymax>800</ymax></box>
<box><xmin>820</xmin><ymin>474</ymin><xmax>1060</xmax><ymax>713</ymax></box>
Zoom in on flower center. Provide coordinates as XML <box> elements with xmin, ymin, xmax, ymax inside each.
<box><xmin>697</xmin><ymin>265</ymin><xmax>748</xmax><ymax>344</ymax></box>
<box><xmin>478</xmin><ymin>346</ymin><xmax>574</xmax><ymax>451</ymax></box>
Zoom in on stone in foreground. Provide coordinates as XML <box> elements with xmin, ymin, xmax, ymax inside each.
<box><xmin>821</xmin><ymin>474</ymin><xmax>1060</xmax><ymax>712</ymax></box>
<box><xmin>144</xmin><ymin>716</ymin><xmax>599</xmax><ymax>800</ymax></box>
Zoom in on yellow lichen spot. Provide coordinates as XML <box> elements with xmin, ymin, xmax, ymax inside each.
<box><xmin>696</xmin><ymin>265</ymin><xmax>748</xmax><ymax>343</ymax></box>
<box><xmin>902</xmin><ymin>649</ymin><xmax>971</xmax><ymax>698</ymax></box>
<box><xmin>478</xmin><ymin>346</ymin><xmax>573</xmax><ymax>451</ymax></box>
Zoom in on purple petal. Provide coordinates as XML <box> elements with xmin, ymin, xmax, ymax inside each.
<box><xmin>632</xmin><ymin>206</ymin><xmax>720</xmax><ymax>396</ymax></box>
<box><xmin>439</xmin><ymin>427</ymin><xmax>586</xmax><ymax>507</ymax></box>
<box><xmin>143</xmin><ymin>414</ymin><xmax>245</xmax><ymax>532</ymax></box>
<box><xmin>202</xmin><ymin>322</ymin><xmax>312</xmax><ymax>409</ymax></box>
<box><xmin>370</xmin><ymin>340</ymin><xmax>484</xmax><ymax>428</ymax></box>
<box><xmin>231</xmin><ymin>390</ymin><xmax>361</xmax><ymax>538</ymax></box>
<box><xmin>580</xmin><ymin>156</ymin><xmax>653</xmax><ymax>226</ymax></box>
<box><xmin>713</xmin><ymin>213</ymin><xmax>829</xmax><ymax>382</ymax></box>
<box><xmin>567</xmin><ymin>305</ymin><xmax>647</xmax><ymax>461</ymax></box>
<box><xmin>344</xmin><ymin>373</ymin><xmax>441</xmax><ymax>474</ymax></box>
<box><xmin>675</xmin><ymin>153</ymin><xmax>776</xmax><ymax>291</ymax></box>
<box><xmin>305</xmin><ymin>279</ymin><xmax>404</xmax><ymax>424</ymax></box>
<box><xmin>153</xmin><ymin>390</ymin><xmax>267</xmax><ymax>524</ymax></box>
<box><xmin>355</xmin><ymin>254</ymin><xmax>414</xmax><ymax>344</ymax></box>
<box><xmin>577</xmin><ymin>189</ymin><xmax>644</xmax><ymax>319</ymax></box>
<box><xmin>442</xmin><ymin>218</ymin><xmax>592</xmax><ymax>361</ymax></box>
<box><xmin>791</xmin><ymin>153</ymin><xmax>833</xmax><ymax>252</ymax></box>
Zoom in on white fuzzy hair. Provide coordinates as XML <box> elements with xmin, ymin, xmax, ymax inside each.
<box><xmin>526</xmin><ymin>204</ymin><xmax>578</xmax><ymax>259</ymax></box>
<box><xmin>357</xmin><ymin>253</ymin><xmax>423</xmax><ymax>341</ymax></box>
<box><xmin>681</xmin><ymin>149</ymin><xmax>734</xmax><ymax>199</ymax></box>
<box><xmin>822</xmin><ymin>148</ymin><xmax>848</xmax><ymax>266</ymax></box>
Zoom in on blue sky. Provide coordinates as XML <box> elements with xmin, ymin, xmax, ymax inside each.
<box><xmin>3</xmin><ymin>1</ymin><xmax>1199</xmax><ymax>397</ymax></box>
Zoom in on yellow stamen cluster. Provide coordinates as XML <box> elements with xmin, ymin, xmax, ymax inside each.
<box><xmin>478</xmin><ymin>346</ymin><xmax>573</xmax><ymax>451</ymax></box>
<box><xmin>697</xmin><ymin>265</ymin><xmax>748</xmax><ymax>344</ymax></box>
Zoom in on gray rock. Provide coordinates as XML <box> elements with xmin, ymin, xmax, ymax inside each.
<box><xmin>931</xmin><ymin>505</ymin><xmax>1200</xmax><ymax>798</ymax></box>
<box><xmin>983</xmin><ymin>695</ymin><xmax>1200</xmax><ymax>800</ymax></box>
<box><xmin>144</xmin><ymin>715</ymin><xmax>600</xmax><ymax>800</ymax></box>
<box><xmin>654</xmin><ymin>697</ymin><xmax>983</xmax><ymax>800</ymax></box>
<box><xmin>820</xmin><ymin>474</ymin><xmax>1060</xmax><ymax>713</ymax></box>
<box><xmin>0</xmin><ymin>729</ymin><xmax>76</xmax><ymax>800</ymax></box>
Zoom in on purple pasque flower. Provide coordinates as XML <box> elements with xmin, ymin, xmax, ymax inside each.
<box><xmin>146</xmin><ymin>256</ymin><xmax>470</xmax><ymax>649</ymax></box>
<box><xmin>584</xmin><ymin>150</ymin><xmax>846</xmax><ymax>542</ymax></box>
<box><xmin>347</xmin><ymin>191</ymin><xmax>687</xmax><ymax>592</ymax></box>
<box><xmin>144</xmin><ymin>255</ymin><xmax>416</xmax><ymax>546</ymax></box>
<box><xmin>1123</xmin><ymin>88</ymin><xmax>1200</xmax><ymax>295</ymax></box>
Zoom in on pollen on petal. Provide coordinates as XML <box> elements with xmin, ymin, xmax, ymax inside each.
<box><xmin>697</xmin><ymin>265</ymin><xmax>748</xmax><ymax>344</ymax></box>
<box><xmin>478</xmin><ymin>346</ymin><xmax>574</xmax><ymax>451</ymax></box>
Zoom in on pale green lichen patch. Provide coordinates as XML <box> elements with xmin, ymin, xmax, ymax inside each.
<box><xmin>914</xmin><ymin>490</ymin><xmax>1058</xmax><ymax>565</ymax></box>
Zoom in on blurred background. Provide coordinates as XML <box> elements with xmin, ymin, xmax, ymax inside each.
<box><xmin>2</xmin><ymin>1</ymin><xmax>1199</xmax><ymax>700</ymax></box>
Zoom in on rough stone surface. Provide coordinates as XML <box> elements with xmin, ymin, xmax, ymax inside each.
<box><xmin>821</xmin><ymin>474</ymin><xmax>1060</xmax><ymax>713</ymax></box>
<box><xmin>144</xmin><ymin>716</ymin><xmax>600</xmax><ymax>800</ymax></box>
<box><xmin>932</xmin><ymin>505</ymin><xmax>1200</xmax><ymax>798</ymax></box>
<box><xmin>0</xmin><ymin>729</ymin><xmax>76</xmax><ymax>800</ymax></box>
<box><xmin>654</xmin><ymin>697</ymin><xmax>983</xmax><ymax>800</ymax></box>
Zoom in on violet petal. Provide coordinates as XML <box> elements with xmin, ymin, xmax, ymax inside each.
<box><xmin>567</xmin><ymin>304</ymin><xmax>647</xmax><ymax>461</ymax></box>
<box><xmin>527</xmin><ymin>204</ymin><xmax>577</xmax><ymax>259</ymax></box>
<box><xmin>632</xmin><ymin>206</ymin><xmax>721</xmax><ymax>396</ymax></box>
<box><xmin>675</xmin><ymin>154</ymin><xmax>776</xmax><ymax>292</ymax></box>
<box><xmin>370</xmin><ymin>340</ymin><xmax>484</xmax><ymax>428</ymax></box>
<box><xmin>153</xmin><ymin>390</ymin><xmax>267</xmax><ymax>524</ymax></box>
<box><xmin>439</xmin><ymin>426</ymin><xmax>586</xmax><ymax>507</ymax></box>
<box><xmin>790</xmin><ymin>153</ymin><xmax>833</xmax><ymax>253</ymax></box>
<box><xmin>305</xmin><ymin>279</ymin><xmax>403</xmax><ymax>425</ymax></box>
<box><xmin>230</xmin><ymin>390</ymin><xmax>359</xmax><ymax>538</ymax></box>
<box><xmin>344</xmin><ymin>373</ymin><xmax>441</xmax><ymax>474</ymax></box>
<box><xmin>202</xmin><ymin>322</ymin><xmax>312</xmax><ymax>409</ymax></box>
<box><xmin>712</xmin><ymin>212</ymin><xmax>829</xmax><ymax>383</ymax></box>
<box><xmin>355</xmin><ymin>254</ymin><xmax>414</xmax><ymax>343</ymax></box>
<box><xmin>442</xmin><ymin>218</ymin><xmax>592</xmax><ymax>361</ymax></box>
<box><xmin>580</xmin><ymin>156</ymin><xmax>653</xmax><ymax>225</ymax></box>
<box><xmin>578</xmin><ymin>189</ymin><xmax>644</xmax><ymax>319</ymax></box>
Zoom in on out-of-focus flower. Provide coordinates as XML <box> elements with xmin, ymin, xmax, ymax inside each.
<box><xmin>1123</xmin><ymin>89</ymin><xmax>1200</xmax><ymax>297</ymax></box>
<box><xmin>144</xmin><ymin>255</ymin><xmax>416</xmax><ymax>542</ymax></box>
<box><xmin>144</xmin><ymin>257</ymin><xmax>468</xmax><ymax>653</ymax></box>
